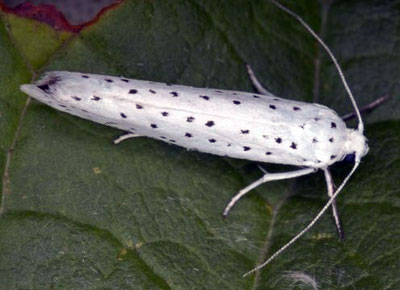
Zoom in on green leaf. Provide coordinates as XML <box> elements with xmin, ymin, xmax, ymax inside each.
<box><xmin>1</xmin><ymin>1</ymin><xmax>399</xmax><ymax>289</ymax></box>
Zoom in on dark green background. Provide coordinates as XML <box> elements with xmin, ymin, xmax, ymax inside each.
<box><xmin>0</xmin><ymin>0</ymin><xmax>399</xmax><ymax>289</ymax></box>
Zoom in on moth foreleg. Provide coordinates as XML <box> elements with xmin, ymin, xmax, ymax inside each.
<box><xmin>223</xmin><ymin>167</ymin><xmax>316</xmax><ymax>216</ymax></box>
<box><xmin>113</xmin><ymin>132</ymin><xmax>141</xmax><ymax>145</ymax></box>
<box><xmin>246</xmin><ymin>64</ymin><xmax>274</xmax><ymax>96</ymax></box>
<box><xmin>323</xmin><ymin>168</ymin><xmax>344</xmax><ymax>240</ymax></box>
<box><xmin>341</xmin><ymin>94</ymin><xmax>390</xmax><ymax>122</ymax></box>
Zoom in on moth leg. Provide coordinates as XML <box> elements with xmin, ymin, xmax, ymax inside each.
<box><xmin>323</xmin><ymin>168</ymin><xmax>344</xmax><ymax>240</ymax></box>
<box><xmin>113</xmin><ymin>132</ymin><xmax>141</xmax><ymax>145</ymax></box>
<box><xmin>341</xmin><ymin>94</ymin><xmax>390</xmax><ymax>121</ymax></box>
<box><xmin>246</xmin><ymin>64</ymin><xmax>274</xmax><ymax>96</ymax></box>
<box><xmin>223</xmin><ymin>167</ymin><xmax>316</xmax><ymax>216</ymax></box>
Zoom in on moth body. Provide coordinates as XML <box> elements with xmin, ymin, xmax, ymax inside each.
<box><xmin>20</xmin><ymin>71</ymin><xmax>368</xmax><ymax>169</ymax></box>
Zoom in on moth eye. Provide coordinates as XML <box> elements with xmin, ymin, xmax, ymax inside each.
<box><xmin>344</xmin><ymin>153</ymin><xmax>355</xmax><ymax>163</ymax></box>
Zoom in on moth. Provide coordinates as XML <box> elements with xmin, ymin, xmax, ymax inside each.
<box><xmin>20</xmin><ymin>0</ymin><xmax>369</xmax><ymax>276</ymax></box>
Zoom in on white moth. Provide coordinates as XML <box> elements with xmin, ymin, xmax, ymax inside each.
<box><xmin>20</xmin><ymin>70</ymin><xmax>366</xmax><ymax>167</ymax></box>
<box><xmin>20</xmin><ymin>0</ymin><xmax>369</xmax><ymax>277</ymax></box>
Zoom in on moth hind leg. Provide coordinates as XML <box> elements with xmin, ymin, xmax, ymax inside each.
<box><xmin>223</xmin><ymin>166</ymin><xmax>316</xmax><ymax>216</ymax></box>
<box><xmin>246</xmin><ymin>64</ymin><xmax>275</xmax><ymax>96</ymax></box>
<box><xmin>113</xmin><ymin>132</ymin><xmax>141</xmax><ymax>145</ymax></box>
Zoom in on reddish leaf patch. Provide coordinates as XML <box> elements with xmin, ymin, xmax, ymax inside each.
<box><xmin>0</xmin><ymin>0</ymin><xmax>122</xmax><ymax>32</ymax></box>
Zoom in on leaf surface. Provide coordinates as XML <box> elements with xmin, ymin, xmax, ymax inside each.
<box><xmin>0</xmin><ymin>1</ymin><xmax>399</xmax><ymax>289</ymax></box>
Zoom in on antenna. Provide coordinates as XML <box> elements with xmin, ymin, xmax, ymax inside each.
<box><xmin>243</xmin><ymin>162</ymin><xmax>360</xmax><ymax>277</ymax></box>
<box><xmin>243</xmin><ymin>0</ymin><xmax>367</xmax><ymax>276</ymax></box>
<box><xmin>269</xmin><ymin>0</ymin><xmax>364</xmax><ymax>133</ymax></box>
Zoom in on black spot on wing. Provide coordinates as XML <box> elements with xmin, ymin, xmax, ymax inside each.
<box><xmin>38</xmin><ymin>84</ymin><xmax>50</xmax><ymax>92</ymax></box>
<box><xmin>205</xmin><ymin>121</ymin><xmax>215</xmax><ymax>127</ymax></box>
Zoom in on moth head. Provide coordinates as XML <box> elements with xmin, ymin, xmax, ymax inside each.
<box><xmin>345</xmin><ymin>129</ymin><xmax>369</xmax><ymax>163</ymax></box>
